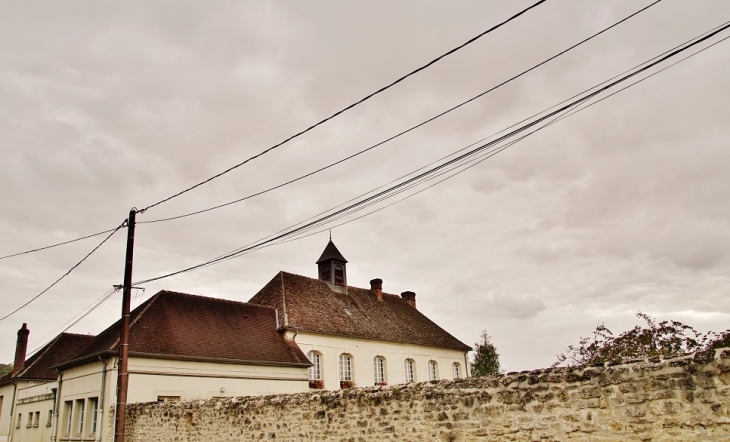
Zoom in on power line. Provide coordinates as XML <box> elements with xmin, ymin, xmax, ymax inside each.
<box><xmin>0</xmin><ymin>0</ymin><xmax>663</xmax><ymax>259</ymax></box>
<box><xmin>139</xmin><ymin>0</ymin><xmax>663</xmax><ymax>225</ymax></box>
<box><xmin>136</xmin><ymin>0</ymin><xmax>547</xmax><ymax>214</ymax></box>
<box><xmin>0</xmin><ymin>287</ymin><xmax>118</xmax><ymax>364</ymax></box>
<box><xmin>0</xmin><ymin>227</ymin><xmax>121</xmax><ymax>260</ymax></box>
<box><xmin>192</xmin><ymin>30</ymin><xmax>730</xmax><ymax>269</ymax></box>
<box><xmin>0</xmin><ymin>221</ymin><xmax>125</xmax><ymax>323</ymax></box>
<box><xmin>132</xmin><ymin>22</ymin><xmax>730</xmax><ymax>286</ymax></box>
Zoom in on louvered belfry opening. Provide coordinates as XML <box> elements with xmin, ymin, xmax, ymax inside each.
<box><xmin>316</xmin><ymin>240</ymin><xmax>348</xmax><ymax>294</ymax></box>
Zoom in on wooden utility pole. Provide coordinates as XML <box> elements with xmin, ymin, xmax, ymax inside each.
<box><xmin>114</xmin><ymin>209</ymin><xmax>136</xmax><ymax>442</ymax></box>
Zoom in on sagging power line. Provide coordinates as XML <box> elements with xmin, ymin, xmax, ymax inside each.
<box><xmin>130</xmin><ymin>20</ymin><xmax>730</xmax><ymax>287</ymax></box>
<box><xmin>136</xmin><ymin>0</ymin><xmax>548</xmax><ymax>214</ymax></box>
<box><xmin>139</xmin><ymin>0</ymin><xmax>663</xmax><ymax>225</ymax></box>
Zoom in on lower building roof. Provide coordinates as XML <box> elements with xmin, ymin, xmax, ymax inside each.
<box><xmin>58</xmin><ymin>290</ymin><xmax>311</xmax><ymax>369</ymax></box>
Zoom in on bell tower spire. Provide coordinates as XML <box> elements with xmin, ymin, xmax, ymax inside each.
<box><xmin>316</xmin><ymin>239</ymin><xmax>348</xmax><ymax>294</ymax></box>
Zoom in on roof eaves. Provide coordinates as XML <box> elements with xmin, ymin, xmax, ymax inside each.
<box><xmin>127</xmin><ymin>352</ymin><xmax>312</xmax><ymax>368</ymax></box>
<box><xmin>54</xmin><ymin>350</ymin><xmax>117</xmax><ymax>371</ymax></box>
<box><xmin>282</xmin><ymin>327</ymin><xmax>471</xmax><ymax>352</ymax></box>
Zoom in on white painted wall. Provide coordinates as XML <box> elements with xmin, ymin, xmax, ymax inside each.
<box><xmin>57</xmin><ymin>356</ymin><xmax>309</xmax><ymax>442</ymax></box>
<box><xmin>12</xmin><ymin>381</ymin><xmax>56</xmax><ymax>442</ymax></box>
<box><xmin>288</xmin><ymin>331</ymin><xmax>469</xmax><ymax>391</ymax></box>
<box><xmin>0</xmin><ymin>380</ymin><xmax>57</xmax><ymax>442</ymax></box>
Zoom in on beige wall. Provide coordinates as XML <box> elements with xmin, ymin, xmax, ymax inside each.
<box><xmin>288</xmin><ymin>331</ymin><xmax>469</xmax><ymax>390</ymax></box>
<box><xmin>124</xmin><ymin>348</ymin><xmax>730</xmax><ymax>441</ymax></box>
<box><xmin>12</xmin><ymin>381</ymin><xmax>55</xmax><ymax>442</ymax></box>
<box><xmin>57</xmin><ymin>356</ymin><xmax>309</xmax><ymax>442</ymax></box>
<box><xmin>0</xmin><ymin>380</ymin><xmax>40</xmax><ymax>442</ymax></box>
<box><xmin>0</xmin><ymin>383</ymin><xmax>14</xmax><ymax>442</ymax></box>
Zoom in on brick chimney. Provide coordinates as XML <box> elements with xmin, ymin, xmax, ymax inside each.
<box><xmin>401</xmin><ymin>291</ymin><xmax>416</xmax><ymax>309</ymax></box>
<box><xmin>370</xmin><ymin>278</ymin><xmax>383</xmax><ymax>301</ymax></box>
<box><xmin>12</xmin><ymin>323</ymin><xmax>29</xmax><ymax>376</ymax></box>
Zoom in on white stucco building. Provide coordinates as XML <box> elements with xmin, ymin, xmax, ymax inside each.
<box><xmin>248</xmin><ymin>240</ymin><xmax>471</xmax><ymax>391</ymax></box>
<box><xmin>0</xmin><ymin>240</ymin><xmax>470</xmax><ymax>442</ymax></box>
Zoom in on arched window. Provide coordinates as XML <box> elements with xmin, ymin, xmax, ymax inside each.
<box><xmin>307</xmin><ymin>351</ymin><xmax>322</xmax><ymax>381</ymax></box>
<box><xmin>404</xmin><ymin>359</ymin><xmax>415</xmax><ymax>383</ymax></box>
<box><xmin>373</xmin><ymin>356</ymin><xmax>386</xmax><ymax>385</ymax></box>
<box><xmin>334</xmin><ymin>264</ymin><xmax>345</xmax><ymax>285</ymax></box>
<box><xmin>452</xmin><ymin>362</ymin><xmax>461</xmax><ymax>379</ymax></box>
<box><xmin>339</xmin><ymin>354</ymin><xmax>353</xmax><ymax>381</ymax></box>
<box><xmin>428</xmin><ymin>360</ymin><xmax>438</xmax><ymax>381</ymax></box>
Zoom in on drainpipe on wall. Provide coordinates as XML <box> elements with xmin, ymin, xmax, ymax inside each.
<box><xmin>51</xmin><ymin>372</ymin><xmax>63</xmax><ymax>442</ymax></box>
<box><xmin>50</xmin><ymin>387</ymin><xmax>57</xmax><ymax>442</ymax></box>
<box><xmin>7</xmin><ymin>381</ymin><xmax>17</xmax><ymax>442</ymax></box>
<box><xmin>97</xmin><ymin>356</ymin><xmax>108</xmax><ymax>442</ymax></box>
<box><xmin>464</xmin><ymin>352</ymin><xmax>470</xmax><ymax>378</ymax></box>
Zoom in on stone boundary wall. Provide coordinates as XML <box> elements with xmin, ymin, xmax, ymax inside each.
<box><xmin>125</xmin><ymin>348</ymin><xmax>730</xmax><ymax>441</ymax></box>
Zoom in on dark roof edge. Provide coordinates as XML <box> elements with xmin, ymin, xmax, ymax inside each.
<box><xmin>0</xmin><ymin>376</ymin><xmax>57</xmax><ymax>387</ymax></box>
<box><xmin>54</xmin><ymin>350</ymin><xmax>117</xmax><ymax>370</ymax></box>
<box><xmin>284</xmin><ymin>327</ymin><xmax>472</xmax><ymax>352</ymax></box>
<box><xmin>127</xmin><ymin>352</ymin><xmax>312</xmax><ymax>368</ymax></box>
<box><xmin>55</xmin><ymin>350</ymin><xmax>312</xmax><ymax>370</ymax></box>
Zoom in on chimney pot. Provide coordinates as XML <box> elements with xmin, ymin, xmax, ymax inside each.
<box><xmin>370</xmin><ymin>278</ymin><xmax>383</xmax><ymax>301</ymax></box>
<box><xmin>401</xmin><ymin>291</ymin><xmax>416</xmax><ymax>309</ymax></box>
<box><xmin>12</xmin><ymin>323</ymin><xmax>30</xmax><ymax>376</ymax></box>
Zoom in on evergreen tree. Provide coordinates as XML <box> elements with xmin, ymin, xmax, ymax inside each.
<box><xmin>471</xmin><ymin>330</ymin><xmax>501</xmax><ymax>377</ymax></box>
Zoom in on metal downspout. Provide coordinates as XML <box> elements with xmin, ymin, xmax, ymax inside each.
<box><xmin>97</xmin><ymin>357</ymin><xmax>108</xmax><ymax>442</ymax></box>
<box><xmin>7</xmin><ymin>382</ymin><xmax>17</xmax><ymax>442</ymax></box>
<box><xmin>464</xmin><ymin>351</ymin><xmax>470</xmax><ymax>378</ymax></box>
<box><xmin>51</xmin><ymin>372</ymin><xmax>63</xmax><ymax>442</ymax></box>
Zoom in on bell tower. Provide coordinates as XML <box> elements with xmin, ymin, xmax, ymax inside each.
<box><xmin>316</xmin><ymin>239</ymin><xmax>348</xmax><ymax>294</ymax></box>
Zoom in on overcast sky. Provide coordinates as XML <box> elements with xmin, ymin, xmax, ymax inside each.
<box><xmin>1</xmin><ymin>0</ymin><xmax>729</xmax><ymax>372</ymax></box>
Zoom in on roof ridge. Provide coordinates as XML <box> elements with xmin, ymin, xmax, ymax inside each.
<box><xmin>59</xmin><ymin>332</ymin><xmax>94</xmax><ymax>338</ymax></box>
<box><xmin>14</xmin><ymin>333</ymin><xmax>63</xmax><ymax>378</ymax></box>
<box><xmin>279</xmin><ymin>271</ymin><xmax>400</xmax><ymax>296</ymax></box>
<box><xmin>156</xmin><ymin>290</ymin><xmax>272</xmax><ymax>308</ymax></box>
<box><xmin>108</xmin><ymin>291</ymin><xmax>165</xmax><ymax>350</ymax></box>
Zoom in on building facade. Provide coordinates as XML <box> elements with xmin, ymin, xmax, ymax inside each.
<box><xmin>1</xmin><ymin>240</ymin><xmax>471</xmax><ymax>441</ymax></box>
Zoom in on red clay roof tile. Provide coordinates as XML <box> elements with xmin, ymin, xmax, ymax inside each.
<box><xmin>61</xmin><ymin>290</ymin><xmax>310</xmax><ymax>368</ymax></box>
<box><xmin>249</xmin><ymin>272</ymin><xmax>471</xmax><ymax>352</ymax></box>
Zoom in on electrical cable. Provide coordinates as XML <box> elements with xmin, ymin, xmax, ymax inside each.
<box><xmin>206</xmin><ymin>29</ymin><xmax>729</xmax><ymax>264</ymax></box>
<box><xmin>0</xmin><ymin>221</ymin><xmax>125</xmax><ymax>323</ymax></box>
<box><xmin>139</xmin><ymin>0</ymin><xmax>663</xmax><ymax>225</ymax></box>
<box><xmin>0</xmin><ymin>227</ymin><xmax>121</xmax><ymax>261</ymax></box>
<box><xmin>0</xmin><ymin>287</ymin><xmax>118</xmax><ymax>364</ymax></box>
<box><xmin>131</xmin><ymin>22</ymin><xmax>730</xmax><ymax>286</ymax></box>
<box><xmin>136</xmin><ymin>0</ymin><xmax>548</xmax><ymax>214</ymax></box>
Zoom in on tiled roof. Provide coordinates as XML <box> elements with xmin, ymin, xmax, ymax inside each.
<box><xmin>316</xmin><ymin>240</ymin><xmax>348</xmax><ymax>264</ymax></box>
<box><xmin>0</xmin><ymin>333</ymin><xmax>94</xmax><ymax>385</ymax></box>
<box><xmin>59</xmin><ymin>290</ymin><xmax>311</xmax><ymax>368</ymax></box>
<box><xmin>249</xmin><ymin>272</ymin><xmax>471</xmax><ymax>352</ymax></box>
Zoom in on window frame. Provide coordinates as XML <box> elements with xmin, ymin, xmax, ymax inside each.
<box><xmin>26</xmin><ymin>412</ymin><xmax>32</xmax><ymax>428</ymax></box>
<box><xmin>373</xmin><ymin>356</ymin><xmax>386</xmax><ymax>385</ymax></box>
<box><xmin>307</xmin><ymin>351</ymin><xmax>322</xmax><ymax>381</ymax></box>
<box><xmin>339</xmin><ymin>353</ymin><xmax>353</xmax><ymax>382</ymax></box>
<box><xmin>63</xmin><ymin>401</ymin><xmax>72</xmax><ymax>435</ymax></box>
<box><xmin>33</xmin><ymin>411</ymin><xmax>40</xmax><ymax>428</ymax></box>
<box><xmin>428</xmin><ymin>360</ymin><xmax>439</xmax><ymax>381</ymax></box>
<box><xmin>452</xmin><ymin>362</ymin><xmax>461</xmax><ymax>379</ymax></box>
<box><xmin>75</xmin><ymin>398</ymin><xmax>85</xmax><ymax>436</ymax></box>
<box><xmin>404</xmin><ymin>359</ymin><xmax>415</xmax><ymax>383</ymax></box>
<box><xmin>88</xmin><ymin>397</ymin><xmax>99</xmax><ymax>435</ymax></box>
